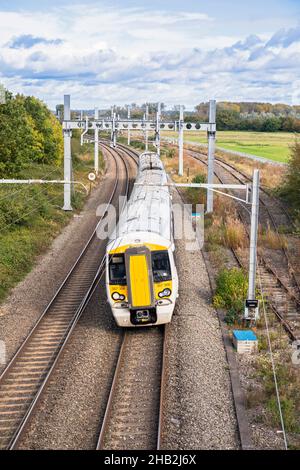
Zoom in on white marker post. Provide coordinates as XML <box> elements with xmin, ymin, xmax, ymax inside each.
<box><xmin>178</xmin><ymin>105</ymin><xmax>184</xmax><ymax>176</ymax></box>
<box><xmin>127</xmin><ymin>105</ymin><xmax>131</xmax><ymax>145</ymax></box>
<box><xmin>94</xmin><ymin>107</ymin><xmax>99</xmax><ymax>175</ymax></box>
<box><xmin>245</xmin><ymin>169</ymin><xmax>260</xmax><ymax>320</ymax></box>
<box><xmin>63</xmin><ymin>94</ymin><xmax>72</xmax><ymax>211</ymax></box>
<box><xmin>207</xmin><ymin>100</ymin><xmax>216</xmax><ymax>213</ymax></box>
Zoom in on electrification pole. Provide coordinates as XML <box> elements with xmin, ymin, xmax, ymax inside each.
<box><xmin>112</xmin><ymin>112</ymin><xmax>117</xmax><ymax>147</ymax></box>
<box><xmin>110</xmin><ymin>106</ymin><xmax>114</xmax><ymax>145</ymax></box>
<box><xmin>156</xmin><ymin>102</ymin><xmax>161</xmax><ymax>156</ymax></box>
<box><xmin>207</xmin><ymin>100</ymin><xmax>216</xmax><ymax>213</ymax></box>
<box><xmin>94</xmin><ymin>107</ymin><xmax>99</xmax><ymax>175</ymax></box>
<box><xmin>178</xmin><ymin>105</ymin><xmax>184</xmax><ymax>176</ymax></box>
<box><xmin>145</xmin><ymin>104</ymin><xmax>149</xmax><ymax>151</ymax></box>
<box><xmin>127</xmin><ymin>105</ymin><xmax>131</xmax><ymax>145</ymax></box>
<box><xmin>245</xmin><ymin>169</ymin><xmax>260</xmax><ymax>320</ymax></box>
<box><xmin>63</xmin><ymin>94</ymin><xmax>72</xmax><ymax>211</ymax></box>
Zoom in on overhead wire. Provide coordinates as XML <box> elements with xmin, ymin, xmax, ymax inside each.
<box><xmin>257</xmin><ymin>262</ymin><xmax>288</xmax><ymax>450</ymax></box>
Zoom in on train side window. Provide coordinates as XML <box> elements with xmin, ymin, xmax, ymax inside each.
<box><xmin>109</xmin><ymin>255</ymin><xmax>127</xmax><ymax>285</ymax></box>
<box><xmin>152</xmin><ymin>251</ymin><xmax>172</xmax><ymax>282</ymax></box>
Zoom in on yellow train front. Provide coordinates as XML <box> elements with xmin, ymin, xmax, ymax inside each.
<box><xmin>105</xmin><ymin>152</ymin><xmax>178</xmax><ymax>327</ymax></box>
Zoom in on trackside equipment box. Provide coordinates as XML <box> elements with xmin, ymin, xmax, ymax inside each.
<box><xmin>232</xmin><ymin>330</ymin><xmax>258</xmax><ymax>354</ymax></box>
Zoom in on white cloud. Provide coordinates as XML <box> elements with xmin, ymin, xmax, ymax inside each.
<box><xmin>0</xmin><ymin>5</ymin><xmax>299</xmax><ymax>108</ymax></box>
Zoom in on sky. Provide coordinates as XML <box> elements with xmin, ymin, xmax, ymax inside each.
<box><xmin>0</xmin><ymin>0</ymin><xmax>299</xmax><ymax>109</ymax></box>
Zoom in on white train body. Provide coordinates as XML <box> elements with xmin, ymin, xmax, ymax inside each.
<box><xmin>106</xmin><ymin>152</ymin><xmax>178</xmax><ymax>327</ymax></box>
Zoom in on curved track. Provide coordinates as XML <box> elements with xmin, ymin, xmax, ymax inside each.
<box><xmin>0</xmin><ymin>146</ymin><xmax>133</xmax><ymax>450</ymax></box>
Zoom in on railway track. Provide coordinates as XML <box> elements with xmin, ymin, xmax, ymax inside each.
<box><xmin>97</xmin><ymin>143</ymin><xmax>166</xmax><ymax>451</ymax></box>
<box><xmin>205</xmin><ymin>155</ymin><xmax>295</xmax><ymax>229</ymax></box>
<box><xmin>0</xmin><ymin>146</ymin><xmax>134</xmax><ymax>450</ymax></box>
<box><xmin>100</xmin><ymin>140</ymin><xmax>139</xmax><ymax>167</ymax></box>
<box><xmin>97</xmin><ymin>326</ymin><xmax>166</xmax><ymax>450</ymax></box>
<box><xmin>187</xmin><ymin>149</ymin><xmax>300</xmax><ymax>340</ymax></box>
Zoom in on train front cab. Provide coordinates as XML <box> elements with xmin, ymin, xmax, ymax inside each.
<box><xmin>107</xmin><ymin>244</ymin><xmax>177</xmax><ymax>327</ymax></box>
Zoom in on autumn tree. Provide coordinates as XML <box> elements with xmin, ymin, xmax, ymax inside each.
<box><xmin>20</xmin><ymin>95</ymin><xmax>63</xmax><ymax>165</ymax></box>
<box><xmin>0</xmin><ymin>90</ymin><xmax>63</xmax><ymax>177</ymax></box>
<box><xmin>280</xmin><ymin>141</ymin><xmax>300</xmax><ymax>216</ymax></box>
<box><xmin>0</xmin><ymin>93</ymin><xmax>42</xmax><ymax>176</ymax></box>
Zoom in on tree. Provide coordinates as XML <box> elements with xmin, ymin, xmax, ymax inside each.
<box><xmin>216</xmin><ymin>109</ymin><xmax>240</xmax><ymax>130</ymax></box>
<box><xmin>0</xmin><ymin>90</ymin><xmax>63</xmax><ymax>177</ymax></box>
<box><xmin>261</xmin><ymin>116</ymin><xmax>281</xmax><ymax>132</ymax></box>
<box><xmin>280</xmin><ymin>141</ymin><xmax>300</xmax><ymax>215</ymax></box>
<box><xmin>194</xmin><ymin>101</ymin><xmax>300</xmax><ymax>132</ymax></box>
<box><xmin>0</xmin><ymin>93</ymin><xmax>42</xmax><ymax>177</ymax></box>
<box><xmin>21</xmin><ymin>95</ymin><xmax>63</xmax><ymax>165</ymax></box>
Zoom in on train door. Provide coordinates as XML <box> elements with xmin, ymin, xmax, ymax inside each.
<box><xmin>125</xmin><ymin>247</ymin><xmax>156</xmax><ymax>325</ymax></box>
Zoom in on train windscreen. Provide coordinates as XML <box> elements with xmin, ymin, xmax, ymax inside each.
<box><xmin>109</xmin><ymin>255</ymin><xmax>127</xmax><ymax>285</ymax></box>
<box><xmin>151</xmin><ymin>251</ymin><xmax>171</xmax><ymax>282</ymax></box>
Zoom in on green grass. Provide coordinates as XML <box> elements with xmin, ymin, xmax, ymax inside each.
<box><xmin>162</xmin><ymin>130</ymin><xmax>299</xmax><ymax>163</ymax></box>
<box><xmin>0</xmin><ymin>142</ymin><xmax>98</xmax><ymax>304</ymax></box>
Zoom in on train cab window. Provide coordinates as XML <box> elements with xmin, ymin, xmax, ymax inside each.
<box><xmin>109</xmin><ymin>255</ymin><xmax>126</xmax><ymax>285</ymax></box>
<box><xmin>152</xmin><ymin>251</ymin><xmax>172</xmax><ymax>282</ymax></box>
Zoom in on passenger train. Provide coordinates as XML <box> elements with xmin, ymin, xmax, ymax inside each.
<box><xmin>105</xmin><ymin>152</ymin><xmax>178</xmax><ymax>327</ymax></box>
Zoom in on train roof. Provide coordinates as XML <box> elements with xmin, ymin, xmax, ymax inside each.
<box><xmin>139</xmin><ymin>152</ymin><xmax>164</xmax><ymax>171</ymax></box>
<box><xmin>108</xmin><ymin>152</ymin><xmax>172</xmax><ymax>250</ymax></box>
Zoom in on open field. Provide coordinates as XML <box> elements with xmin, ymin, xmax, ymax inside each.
<box><xmin>162</xmin><ymin>131</ymin><xmax>298</xmax><ymax>163</ymax></box>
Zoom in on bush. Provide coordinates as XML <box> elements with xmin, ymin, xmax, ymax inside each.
<box><xmin>259</xmin><ymin>226</ymin><xmax>287</xmax><ymax>250</ymax></box>
<box><xmin>257</xmin><ymin>358</ymin><xmax>300</xmax><ymax>433</ymax></box>
<box><xmin>213</xmin><ymin>268</ymin><xmax>248</xmax><ymax>323</ymax></box>
<box><xmin>224</xmin><ymin>216</ymin><xmax>247</xmax><ymax>249</ymax></box>
<box><xmin>167</xmin><ymin>148</ymin><xmax>176</xmax><ymax>159</ymax></box>
<box><xmin>267</xmin><ymin>397</ymin><xmax>300</xmax><ymax>433</ymax></box>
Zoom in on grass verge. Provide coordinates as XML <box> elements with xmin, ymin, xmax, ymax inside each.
<box><xmin>0</xmin><ymin>141</ymin><xmax>102</xmax><ymax>304</ymax></box>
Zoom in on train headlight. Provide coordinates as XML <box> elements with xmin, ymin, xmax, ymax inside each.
<box><xmin>112</xmin><ymin>292</ymin><xmax>125</xmax><ymax>301</ymax></box>
<box><xmin>158</xmin><ymin>288</ymin><xmax>171</xmax><ymax>298</ymax></box>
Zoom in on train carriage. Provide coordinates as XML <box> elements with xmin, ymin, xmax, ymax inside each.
<box><xmin>106</xmin><ymin>152</ymin><xmax>178</xmax><ymax>326</ymax></box>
